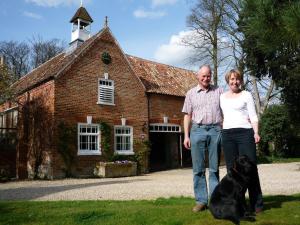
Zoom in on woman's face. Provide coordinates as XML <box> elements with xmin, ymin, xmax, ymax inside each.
<box><xmin>228</xmin><ymin>73</ymin><xmax>241</xmax><ymax>92</ymax></box>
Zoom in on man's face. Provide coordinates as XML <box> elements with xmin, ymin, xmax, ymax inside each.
<box><xmin>197</xmin><ymin>67</ymin><xmax>211</xmax><ymax>89</ymax></box>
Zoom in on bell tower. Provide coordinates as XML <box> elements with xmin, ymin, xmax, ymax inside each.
<box><xmin>68</xmin><ymin>1</ymin><xmax>93</xmax><ymax>52</ymax></box>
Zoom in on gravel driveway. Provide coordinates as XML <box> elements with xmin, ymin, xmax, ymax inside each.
<box><xmin>1</xmin><ymin>162</ymin><xmax>300</xmax><ymax>201</ymax></box>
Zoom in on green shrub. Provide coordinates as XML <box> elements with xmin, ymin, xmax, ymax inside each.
<box><xmin>259</xmin><ymin>104</ymin><xmax>291</xmax><ymax>157</ymax></box>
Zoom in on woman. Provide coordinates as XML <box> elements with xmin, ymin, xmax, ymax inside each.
<box><xmin>220</xmin><ymin>69</ymin><xmax>263</xmax><ymax>214</ymax></box>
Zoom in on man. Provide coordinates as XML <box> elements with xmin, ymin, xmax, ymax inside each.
<box><xmin>182</xmin><ymin>65</ymin><xmax>222</xmax><ymax>212</ymax></box>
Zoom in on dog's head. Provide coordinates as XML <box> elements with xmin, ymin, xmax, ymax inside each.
<box><xmin>233</xmin><ymin>155</ymin><xmax>256</xmax><ymax>177</ymax></box>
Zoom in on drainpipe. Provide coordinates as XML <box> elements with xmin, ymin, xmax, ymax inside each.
<box><xmin>179</xmin><ymin>134</ymin><xmax>183</xmax><ymax>167</ymax></box>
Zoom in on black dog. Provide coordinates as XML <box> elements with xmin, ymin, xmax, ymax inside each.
<box><xmin>209</xmin><ymin>155</ymin><xmax>256</xmax><ymax>225</ymax></box>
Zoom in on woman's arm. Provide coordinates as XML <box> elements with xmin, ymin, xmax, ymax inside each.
<box><xmin>245</xmin><ymin>91</ymin><xmax>261</xmax><ymax>143</ymax></box>
<box><xmin>251</xmin><ymin>121</ymin><xmax>261</xmax><ymax>143</ymax></box>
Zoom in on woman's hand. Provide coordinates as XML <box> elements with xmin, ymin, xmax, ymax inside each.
<box><xmin>254</xmin><ymin>133</ymin><xmax>261</xmax><ymax>143</ymax></box>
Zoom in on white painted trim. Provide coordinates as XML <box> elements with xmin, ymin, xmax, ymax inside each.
<box><xmin>3</xmin><ymin>106</ymin><xmax>18</xmax><ymax>113</ymax></box>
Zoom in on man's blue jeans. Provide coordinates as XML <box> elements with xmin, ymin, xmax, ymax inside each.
<box><xmin>190</xmin><ymin>123</ymin><xmax>221</xmax><ymax>205</ymax></box>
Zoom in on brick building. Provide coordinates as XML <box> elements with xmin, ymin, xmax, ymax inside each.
<box><xmin>0</xmin><ymin>5</ymin><xmax>197</xmax><ymax>179</ymax></box>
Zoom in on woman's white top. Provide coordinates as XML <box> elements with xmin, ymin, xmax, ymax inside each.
<box><xmin>220</xmin><ymin>90</ymin><xmax>258</xmax><ymax>129</ymax></box>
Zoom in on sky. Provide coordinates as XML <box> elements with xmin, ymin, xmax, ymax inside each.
<box><xmin>1</xmin><ymin>0</ymin><xmax>198</xmax><ymax>70</ymax></box>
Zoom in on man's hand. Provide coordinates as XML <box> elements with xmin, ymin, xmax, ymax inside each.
<box><xmin>183</xmin><ymin>137</ymin><xmax>191</xmax><ymax>149</ymax></box>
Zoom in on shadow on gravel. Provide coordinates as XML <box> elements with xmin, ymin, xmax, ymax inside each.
<box><xmin>0</xmin><ymin>178</ymin><xmax>148</xmax><ymax>201</ymax></box>
<box><xmin>262</xmin><ymin>194</ymin><xmax>300</xmax><ymax>212</ymax></box>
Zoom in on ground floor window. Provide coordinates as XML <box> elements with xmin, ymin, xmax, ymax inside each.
<box><xmin>78</xmin><ymin>123</ymin><xmax>101</xmax><ymax>155</ymax></box>
<box><xmin>114</xmin><ymin>126</ymin><xmax>134</xmax><ymax>155</ymax></box>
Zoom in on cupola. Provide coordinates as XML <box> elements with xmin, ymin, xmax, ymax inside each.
<box><xmin>68</xmin><ymin>1</ymin><xmax>93</xmax><ymax>51</ymax></box>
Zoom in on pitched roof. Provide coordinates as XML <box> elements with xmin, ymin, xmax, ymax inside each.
<box><xmin>12</xmin><ymin>29</ymin><xmax>102</xmax><ymax>94</ymax></box>
<box><xmin>12</xmin><ymin>28</ymin><xmax>197</xmax><ymax>97</ymax></box>
<box><xmin>127</xmin><ymin>55</ymin><xmax>197</xmax><ymax>97</ymax></box>
<box><xmin>70</xmin><ymin>6</ymin><xmax>93</xmax><ymax>23</ymax></box>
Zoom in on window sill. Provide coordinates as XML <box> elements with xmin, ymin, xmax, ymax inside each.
<box><xmin>97</xmin><ymin>102</ymin><xmax>115</xmax><ymax>106</ymax></box>
<box><xmin>115</xmin><ymin>151</ymin><xmax>135</xmax><ymax>155</ymax></box>
<box><xmin>78</xmin><ymin>151</ymin><xmax>102</xmax><ymax>156</ymax></box>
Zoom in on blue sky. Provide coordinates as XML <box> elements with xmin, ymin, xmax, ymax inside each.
<box><xmin>1</xmin><ymin>0</ymin><xmax>197</xmax><ymax>70</ymax></box>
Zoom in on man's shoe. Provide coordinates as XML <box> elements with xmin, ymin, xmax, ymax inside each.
<box><xmin>192</xmin><ymin>204</ymin><xmax>207</xmax><ymax>212</ymax></box>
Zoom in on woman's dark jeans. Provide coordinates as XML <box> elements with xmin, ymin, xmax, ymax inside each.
<box><xmin>221</xmin><ymin>128</ymin><xmax>263</xmax><ymax>211</ymax></box>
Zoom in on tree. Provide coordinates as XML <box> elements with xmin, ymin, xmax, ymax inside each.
<box><xmin>0</xmin><ymin>37</ymin><xmax>65</xmax><ymax>80</ymax></box>
<box><xmin>29</xmin><ymin>36</ymin><xmax>65</xmax><ymax>68</ymax></box>
<box><xmin>183</xmin><ymin>0</ymin><xmax>228</xmax><ymax>85</ymax></box>
<box><xmin>0</xmin><ymin>62</ymin><xmax>14</xmax><ymax>103</ymax></box>
<box><xmin>184</xmin><ymin>0</ymin><xmax>280</xmax><ymax>116</ymax></box>
<box><xmin>0</xmin><ymin>41</ymin><xmax>30</xmax><ymax>79</ymax></box>
<box><xmin>0</xmin><ymin>37</ymin><xmax>65</xmax><ymax>103</ymax></box>
<box><xmin>221</xmin><ymin>0</ymin><xmax>281</xmax><ymax>117</ymax></box>
<box><xmin>240</xmin><ymin>0</ymin><xmax>300</xmax><ymax>122</ymax></box>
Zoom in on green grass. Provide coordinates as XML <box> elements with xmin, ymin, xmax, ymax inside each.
<box><xmin>0</xmin><ymin>195</ymin><xmax>300</xmax><ymax>225</ymax></box>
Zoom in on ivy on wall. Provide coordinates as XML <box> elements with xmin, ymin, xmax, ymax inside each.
<box><xmin>98</xmin><ymin>121</ymin><xmax>113</xmax><ymax>161</ymax></box>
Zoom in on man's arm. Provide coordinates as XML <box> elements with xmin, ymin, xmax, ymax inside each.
<box><xmin>183</xmin><ymin>114</ymin><xmax>191</xmax><ymax>149</ymax></box>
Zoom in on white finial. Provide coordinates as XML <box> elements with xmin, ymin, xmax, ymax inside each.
<box><xmin>80</xmin><ymin>0</ymin><xmax>83</xmax><ymax>7</ymax></box>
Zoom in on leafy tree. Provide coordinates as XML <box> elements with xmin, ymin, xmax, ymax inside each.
<box><xmin>239</xmin><ymin>0</ymin><xmax>300</xmax><ymax>122</ymax></box>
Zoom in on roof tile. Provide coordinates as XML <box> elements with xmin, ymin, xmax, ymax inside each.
<box><xmin>127</xmin><ymin>55</ymin><xmax>197</xmax><ymax>97</ymax></box>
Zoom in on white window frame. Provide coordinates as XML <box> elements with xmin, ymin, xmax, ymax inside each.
<box><xmin>149</xmin><ymin>123</ymin><xmax>181</xmax><ymax>133</ymax></box>
<box><xmin>78</xmin><ymin>123</ymin><xmax>101</xmax><ymax>155</ymax></box>
<box><xmin>0</xmin><ymin>114</ymin><xmax>3</xmax><ymax>128</ymax></box>
<box><xmin>97</xmin><ymin>78</ymin><xmax>115</xmax><ymax>105</ymax></box>
<box><xmin>12</xmin><ymin>110</ymin><xmax>18</xmax><ymax>128</ymax></box>
<box><xmin>114</xmin><ymin>125</ymin><xmax>134</xmax><ymax>155</ymax></box>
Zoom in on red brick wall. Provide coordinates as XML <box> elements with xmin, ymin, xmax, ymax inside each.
<box><xmin>148</xmin><ymin>93</ymin><xmax>185</xmax><ymax>126</ymax></box>
<box><xmin>0</xmin><ymin>80</ymin><xmax>55</xmax><ymax>179</ymax></box>
<box><xmin>53</xmin><ymin>29</ymin><xmax>149</xmax><ymax>177</ymax></box>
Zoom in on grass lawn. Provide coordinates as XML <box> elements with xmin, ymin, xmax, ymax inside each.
<box><xmin>0</xmin><ymin>194</ymin><xmax>300</xmax><ymax>225</ymax></box>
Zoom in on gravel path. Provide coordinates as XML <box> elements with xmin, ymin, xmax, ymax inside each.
<box><xmin>1</xmin><ymin>162</ymin><xmax>300</xmax><ymax>201</ymax></box>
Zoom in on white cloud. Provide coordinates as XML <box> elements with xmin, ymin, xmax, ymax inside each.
<box><xmin>151</xmin><ymin>0</ymin><xmax>178</xmax><ymax>8</ymax></box>
<box><xmin>25</xmin><ymin>0</ymin><xmax>90</xmax><ymax>7</ymax></box>
<box><xmin>23</xmin><ymin>11</ymin><xmax>42</xmax><ymax>19</ymax></box>
<box><xmin>154</xmin><ymin>30</ymin><xmax>197</xmax><ymax>69</ymax></box>
<box><xmin>133</xmin><ymin>9</ymin><xmax>166</xmax><ymax>19</ymax></box>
